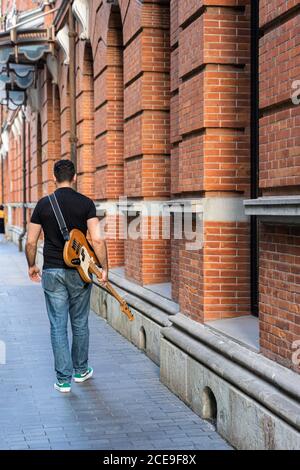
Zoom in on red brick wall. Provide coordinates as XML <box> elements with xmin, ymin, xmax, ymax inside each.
<box><xmin>30</xmin><ymin>113</ymin><xmax>43</xmax><ymax>203</ymax></box>
<box><xmin>40</xmin><ymin>70</ymin><xmax>62</xmax><ymax>194</ymax></box>
<box><xmin>122</xmin><ymin>1</ymin><xmax>171</xmax><ymax>283</ymax></box>
<box><xmin>260</xmin><ymin>224</ymin><xmax>300</xmax><ymax>372</ymax></box>
<box><xmin>260</xmin><ymin>0</ymin><xmax>300</xmax><ymax>26</ymax></box>
<box><xmin>76</xmin><ymin>39</ymin><xmax>95</xmax><ymax>199</ymax></box>
<box><xmin>93</xmin><ymin>6</ymin><xmax>124</xmax><ymax>201</ymax></box>
<box><xmin>204</xmin><ymin>221</ymin><xmax>251</xmax><ymax>321</ymax></box>
<box><xmin>258</xmin><ymin>1</ymin><xmax>300</xmax><ymax>370</ymax></box>
<box><xmin>172</xmin><ymin>2</ymin><xmax>251</xmax><ymax>198</ymax></box>
<box><xmin>91</xmin><ymin>4</ymin><xmax>126</xmax><ymax>267</ymax></box>
<box><xmin>1</xmin><ymin>0</ymin><xmax>250</xmax><ymax>305</ymax></box>
<box><xmin>260</xmin><ymin>11</ymin><xmax>300</xmax><ymax>190</ymax></box>
<box><xmin>178</xmin><ymin>236</ymin><xmax>204</xmax><ymax>323</ymax></box>
<box><xmin>58</xmin><ymin>50</ymin><xmax>71</xmax><ymax>162</ymax></box>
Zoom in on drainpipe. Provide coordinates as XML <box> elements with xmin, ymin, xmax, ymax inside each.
<box><xmin>250</xmin><ymin>0</ymin><xmax>259</xmax><ymax>317</ymax></box>
<box><xmin>68</xmin><ymin>3</ymin><xmax>77</xmax><ymax>184</ymax></box>
<box><xmin>18</xmin><ymin>108</ymin><xmax>27</xmax><ymax>252</ymax></box>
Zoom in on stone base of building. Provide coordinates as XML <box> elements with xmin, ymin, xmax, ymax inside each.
<box><xmin>90</xmin><ymin>277</ymin><xmax>300</xmax><ymax>450</ymax></box>
<box><xmin>160</xmin><ymin>314</ymin><xmax>300</xmax><ymax>450</ymax></box>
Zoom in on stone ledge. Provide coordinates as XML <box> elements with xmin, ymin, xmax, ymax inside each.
<box><xmin>161</xmin><ymin>313</ymin><xmax>300</xmax><ymax>432</ymax></box>
<box><xmin>160</xmin><ymin>337</ymin><xmax>300</xmax><ymax>449</ymax></box>
<box><xmin>170</xmin><ymin>314</ymin><xmax>300</xmax><ymax>402</ymax></box>
<box><xmin>109</xmin><ymin>271</ymin><xmax>179</xmax><ymax>317</ymax></box>
<box><xmin>244</xmin><ymin>196</ymin><xmax>300</xmax><ymax>223</ymax></box>
<box><xmin>102</xmin><ymin>280</ymin><xmax>172</xmax><ymax>328</ymax></box>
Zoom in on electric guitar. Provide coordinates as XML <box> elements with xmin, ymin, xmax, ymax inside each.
<box><xmin>63</xmin><ymin>229</ymin><xmax>134</xmax><ymax>322</ymax></box>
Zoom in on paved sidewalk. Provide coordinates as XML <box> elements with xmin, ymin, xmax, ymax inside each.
<box><xmin>0</xmin><ymin>242</ymin><xmax>231</xmax><ymax>450</ymax></box>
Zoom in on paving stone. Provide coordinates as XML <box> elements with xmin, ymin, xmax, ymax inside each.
<box><xmin>10</xmin><ymin>445</ymin><xmax>30</xmax><ymax>450</ymax></box>
<box><xmin>29</xmin><ymin>446</ymin><xmax>52</xmax><ymax>450</ymax></box>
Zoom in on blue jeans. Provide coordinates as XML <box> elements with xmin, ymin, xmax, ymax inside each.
<box><xmin>42</xmin><ymin>268</ymin><xmax>92</xmax><ymax>383</ymax></box>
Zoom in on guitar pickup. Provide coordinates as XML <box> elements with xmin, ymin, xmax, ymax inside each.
<box><xmin>71</xmin><ymin>258</ymin><xmax>81</xmax><ymax>266</ymax></box>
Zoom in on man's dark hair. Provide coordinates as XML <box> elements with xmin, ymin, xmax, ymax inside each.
<box><xmin>0</xmin><ymin>205</ymin><xmax>3</xmax><ymax>211</ymax></box>
<box><xmin>54</xmin><ymin>160</ymin><xmax>76</xmax><ymax>183</ymax></box>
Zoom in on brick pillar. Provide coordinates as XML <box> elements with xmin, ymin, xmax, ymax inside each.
<box><xmin>76</xmin><ymin>41</ymin><xmax>95</xmax><ymax>199</ymax></box>
<box><xmin>30</xmin><ymin>113</ymin><xmax>43</xmax><ymax>202</ymax></box>
<box><xmin>123</xmin><ymin>1</ymin><xmax>171</xmax><ymax>285</ymax></box>
<box><xmin>59</xmin><ymin>58</ymin><xmax>71</xmax><ymax>162</ymax></box>
<box><xmin>171</xmin><ymin>1</ymin><xmax>251</xmax><ymax>321</ymax></box>
<box><xmin>41</xmin><ymin>69</ymin><xmax>62</xmax><ymax>195</ymax></box>
<box><xmin>93</xmin><ymin>4</ymin><xmax>125</xmax><ymax>267</ymax></box>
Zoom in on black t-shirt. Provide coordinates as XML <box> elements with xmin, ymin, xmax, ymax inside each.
<box><xmin>31</xmin><ymin>188</ymin><xmax>96</xmax><ymax>269</ymax></box>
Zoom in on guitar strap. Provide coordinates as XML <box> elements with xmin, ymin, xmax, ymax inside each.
<box><xmin>48</xmin><ymin>193</ymin><xmax>70</xmax><ymax>242</ymax></box>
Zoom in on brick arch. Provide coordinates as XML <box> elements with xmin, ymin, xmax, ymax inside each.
<box><xmin>92</xmin><ymin>2</ymin><xmax>125</xmax><ymax>267</ymax></box>
<box><xmin>88</xmin><ymin>0</ymin><xmax>172</xmax><ymax>281</ymax></box>
<box><xmin>89</xmin><ymin>0</ymin><xmax>140</xmax><ymax>53</ymax></box>
<box><xmin>93</xmin><ymin>3</ymin><xmax>124</xmax><ymax>201</ymax></box>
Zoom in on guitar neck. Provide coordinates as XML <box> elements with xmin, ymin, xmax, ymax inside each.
<box><xmin>88</xmin><ymin>256</ymin><xmax>134</xmax><ymax>321</ymax></box>
<box><xmin>89</xmin><ymin>260</ymin><xmax>125</xmax><ymax>306</ymax></box>
<box><xmin>89</xmin><ymin>260</ymin><xmax>102</xmax><ymax>280</ymax></box>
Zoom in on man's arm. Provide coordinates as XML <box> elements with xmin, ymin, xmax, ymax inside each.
<box><xmin>25</xmin><ymin>222</ymin><xmax>42</xmax><ymax>282</ymax></box>
<box><xmin>87</xmin><ymin>217</ymin><xmax>108</xmax><ymax>284</ymax></box>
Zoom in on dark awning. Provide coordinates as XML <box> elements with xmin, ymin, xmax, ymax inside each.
<box><xmin>0</xmin><ymin>8</ymin><xmax>55</xmax><ymax>110</ymax></box>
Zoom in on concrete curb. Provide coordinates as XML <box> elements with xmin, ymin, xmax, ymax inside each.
<box><xmin>109</xmin><ymin>271</ymin><xmax>179</xmax><ymax>316</ymax></box>
<box><xmin>103</xmin><ymin>280</ymin><xmax>172</xmax><ymax>327</ymax></box>
<box><xmin>162</xmin><ymin>316</ymin><xmax>300</xmax><ymax>432</ymax></box>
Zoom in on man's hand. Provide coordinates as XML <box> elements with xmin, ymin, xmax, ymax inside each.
<box><xmin>87</xmin><ymin>217</ymin><xmax>109</xmax><ymax>286</ymax></box>
<box><xmin>28</xmin><ymin>265</ymin><xmax>41</xmax><ymax>283</ymax></box>
<box><xmin>25</xmin><ymin>223</ymin><xmax>42</xmax><ymax>278</ymax></box>
<box><xmin>97</xmin><ymin>269</ymin><xmax>108</xmax><ymax>287</ymax></box>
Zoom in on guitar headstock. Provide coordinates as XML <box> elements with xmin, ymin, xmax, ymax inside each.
<box><xmin>121</xmin><ymin>303</ymin><xmax>134</xmax><ymax>322</ymax></box>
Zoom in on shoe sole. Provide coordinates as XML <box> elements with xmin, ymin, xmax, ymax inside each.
<box><xmin>74</xmin><ymin>369</ymin><xmax>94</xmax><ymax>383</ymax></box>
<box><xmin>54</xmin><ymin>384</ymin><xmax>71</xmax><ymax>393</ymax></box>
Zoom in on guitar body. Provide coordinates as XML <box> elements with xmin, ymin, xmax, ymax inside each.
<box><xmin>63</xmin><ymin>228</ymin><xmax>134</xmax><ymax>321</ymax></box>
<box><xmin>63</xmin><ymin>229</ymin><xmax>97</xmax><ymax>283</ymax></box>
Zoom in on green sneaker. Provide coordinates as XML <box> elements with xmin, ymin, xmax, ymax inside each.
<box><xmin>54</xmin><ymin>382</ymin><xmax>71</xmax><ymax>393</ymax></box>
<box><xmin>74</xmin><ymin>367</ymin><xmax>94</xmax><ymax>383</ymax></box>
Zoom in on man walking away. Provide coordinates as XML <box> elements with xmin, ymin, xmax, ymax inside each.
<box><xmin>25</xmin><ymin>160</ymin><xmax>108</xmax><ymax>393</ymax></box>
